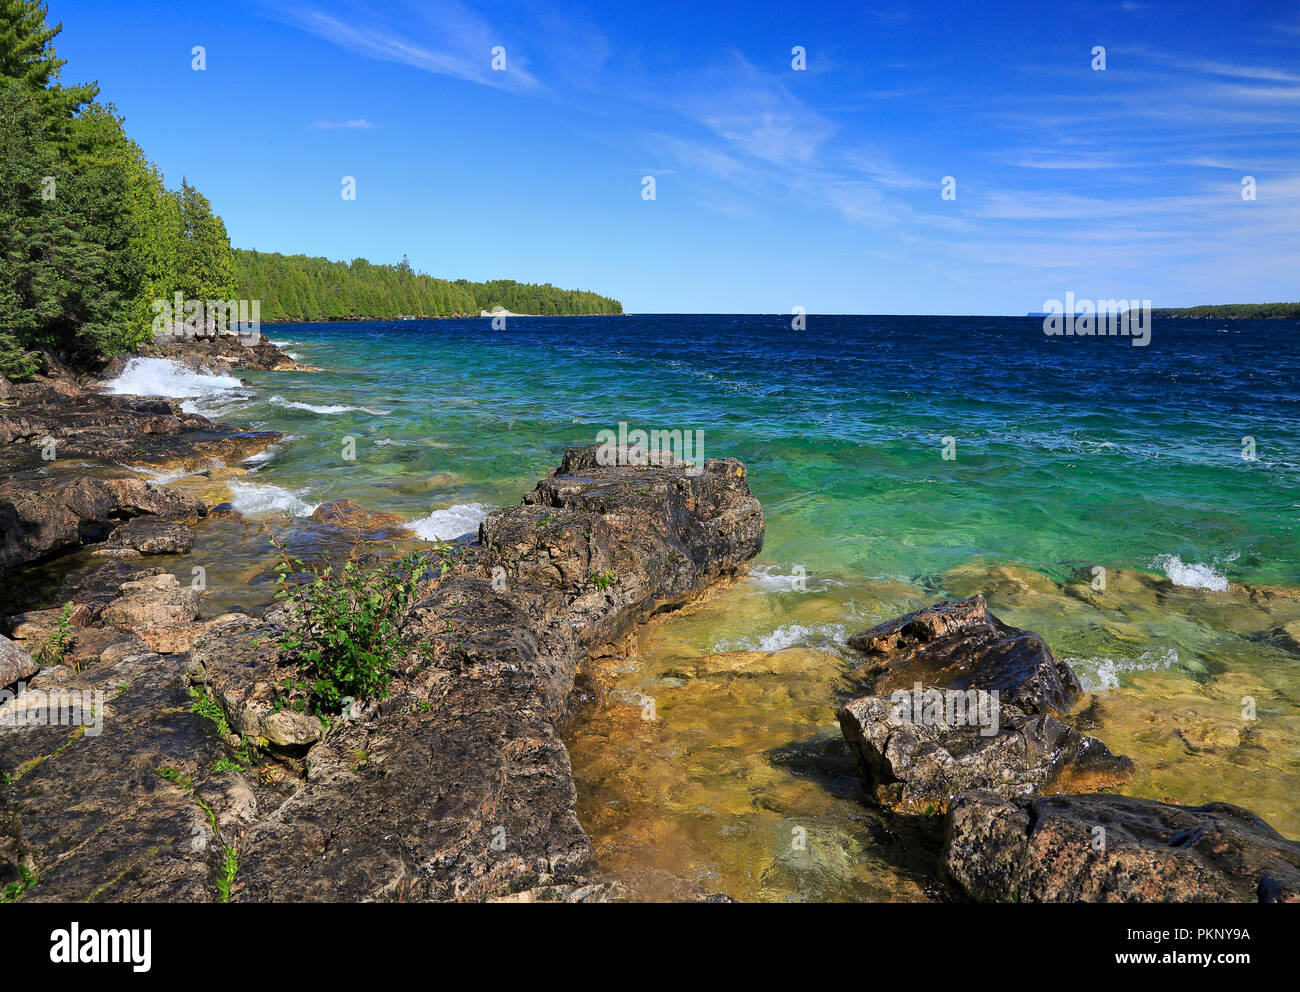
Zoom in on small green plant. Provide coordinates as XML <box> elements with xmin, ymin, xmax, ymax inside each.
<box><xmin>189</xmin><ymin>686</ymin><xmax>230</xmax><ymax>734</ymax></box>
<box><xmin>37</xmin><ymin>602</ymin><xmax>75</xmax><ymax>668</ymax></box>
<box><xmin>268</xmin><ymin>533</ymin><xmax>434</xmax><ymax>720</ymax></box>
<box><xmin>190</xmin><ymin>687</ymin><xmax>256</xmax><ymax>770</ymax></box>
<box><xmin>1</xmin><ymin>866</ymin><xmax>36</xmax><ymax>903</ymax></box>
<box><xmin>591</xmin><ymin>570</ymin><xmax>616</xmax><ymax>592</ymax></box>
<box><xmin>157</xmin><ymin>765</ymin><xmax>193</xmax><ymax>790</ymax></box>
<box><xmin>155</xmin><ymin>765</ymin><xmax>238</xmax><ymax>903</ymax></box>
<box><xmin>216</xmin><ymin>846</ymin><xmax>238</xmax><ymax>903</ymax></box>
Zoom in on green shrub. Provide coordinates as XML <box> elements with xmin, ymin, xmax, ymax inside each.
<box><xmin>269</xmin><ymin>534</ymin><xmax>433</xmax><ymax>720</ymax></box>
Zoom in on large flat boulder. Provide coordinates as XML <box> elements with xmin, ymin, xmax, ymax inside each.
<box><xmin>847</xmin><ymin>594</ymin><xmax>1081</xmax><ymax>715</ymax></box>
<box><xmin>942</xmin><ymin>790</ymin><xmax>1300</xmax><ymax>902</ymax></box>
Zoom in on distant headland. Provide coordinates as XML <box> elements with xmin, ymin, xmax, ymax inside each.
<box><xmin>1150</xmin><ymin>302</ymin><xmax>1300</xmax><ymax>318</ymax></box>
<box><xmin>234</xmin><ymin>250</ymin><xmax>623</xmax><ymax>323</ymax></box>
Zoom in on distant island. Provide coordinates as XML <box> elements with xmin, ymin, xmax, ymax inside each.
<box><xmin>235</xmin><ymin>250</ymin><xmax>623</xmax><ymax>323</ymax></box>
<box><xmin>1150</xmin><ymin>302</ymin><xmax>1300</xmax><ymax>318</ymax></box>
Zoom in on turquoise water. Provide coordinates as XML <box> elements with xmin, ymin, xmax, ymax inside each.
<box><xmin>110</xmin><ymin>315</ymin><xmax>1300</xmax><ymax>899</ymax></box>
<box><xmin>198</xmin><ymin>314</ymin><xmax>1298</xmax><ymax>590</ymax></box>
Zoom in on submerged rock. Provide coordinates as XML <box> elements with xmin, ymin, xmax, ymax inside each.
<box><xmin>310</xmin><ymin>499</ymin><xmax>411</xmax><ymax>540</ymax></box>
<box><xmin>838</xmin><ymin>694</ymin><xmax>1133</xmax><ymax>813</ymax></box>
<box><xmin>942</xmin><ymin>790</ymin><xmax>1300</xmax><ymax>902</ymax></box>
<box><xmin>847</xmin><ymin>594</ymin><xmax>1081</xmax><ymax>715</ymax></box>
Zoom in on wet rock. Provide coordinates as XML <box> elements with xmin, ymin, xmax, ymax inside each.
<box><xmin>0</xmin><ymin>476</ymin><xmax>204</xmax><ymax>572</ymax></box>
<box><xmin>942</xmin><ymin>790</ymin><xmax>1300</xmax><ymax>902</ymax></box>
<box><xmin>838</xmin><ymin>694</ymin><xmax>1134</xmax><ymax>813</ymax></box>
<box><xmin>146</xmin><ymin>334</ymin><xmax>309</xmax><ymax>373</ymax></box>
<box><xmin>0</xmin><ymin>634</ymin><xmax>37</xmax><ymax>689</ymax></box>
<box><xmin>847</xmin><ymin>594</ymin><xmax>1081</xmax><ymax>715</ymax></box>
<box><xmin>0</xmin><ymin>372</ymin><xmax>281</xmax><ymax>573</ymax></box>
<box><xmin>0</xmin><ymin>375</ymin><xmax>278</xmax><ymax>474</ymax></box>
<box><xmin>310</xmin><ymin>499</ymin><xmax>411</xmax><ymax>540</ymax></box>
<box><xmin>108</xmin><ymin>517</ymin><xmax>195</xmax><ymax>555</ymax></box>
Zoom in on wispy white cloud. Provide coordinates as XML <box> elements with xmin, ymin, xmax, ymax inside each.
<box><xmin>269</xmin><ymin>1</ymin><xmax>539</xmax><ymax>90</ymax></box>
<box><xmin>310</xmin><ymin>118</ymin><xmax>378</xmax><ymax>129</ymax></box>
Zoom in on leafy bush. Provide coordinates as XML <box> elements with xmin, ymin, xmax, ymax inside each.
<box><xmin>269</xmin><ymin>534</ymin><xmax>433</xmax><ymax>720</ymax></box>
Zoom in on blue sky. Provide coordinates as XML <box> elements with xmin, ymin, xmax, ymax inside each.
<box><xmin>55</xmin><ymin>0</ymin><xmax>1300</xmax><ymax>313</ymax></box>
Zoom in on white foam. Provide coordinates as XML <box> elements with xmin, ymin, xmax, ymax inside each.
<box><xmin>269</xmin><ymin>395</ymin><xmax>389</xmax><ymax>416</ymax></box>
<box><xmin>119</xmin><ymin>462</ymin><xmax>216</xmax><ymax>485</ymax></box>
<box><xmin>374</xmin><ymin>438</ymin><xmax>450</xmax><ymax>448</ymax></box>
<box><xmin>103</xmin><ymin>357</ymin><xmax>242</xmax><ymax>399</ymax></box>
<box><xmin>744</xmin><ymin>563</ymin><xmax>842</xmax><ymax>594</ymax></box>
<box><xmin>1066</xmin><ymin>648</ymin><xmax>1179</xmax><ymax>692</ymax></box>
<box><xmin>241</xmin><ymin>436</ymin><xmax>297</xmax><ymax>468</ymax></box>
<box><xmin>407</xmin><ymin>503</ymin><xmax>491</xmax><ymax>541</ymax></box>
<box><xmin>714</xmin><ymin>622</ymin><xmax>847</xmax><ymax>654</ymax></box>
<box><xmin>227</xmin><ymin>481</ymin><xmax>318</xmax><ymax>518</ymax></box>
<box><xmin>1151</xmin><ymin>554</ymin><xmax>1230</xmax><ymax>592</ymax></box>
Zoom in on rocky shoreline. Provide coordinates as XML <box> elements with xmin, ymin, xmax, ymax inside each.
<box><xmin>837</xmin><ymin>596</ymin><xmax>1300</xmax><ymax>901</ymax></box>
<box><xmin>0</xmin><ymin>340</ymin><xmax>766</xmax><ymax>900</ymax></box>
<box><xmin>2</xmin><ymin>338</ymin><xmax>1296</xmax><ymax>902</ymax></box>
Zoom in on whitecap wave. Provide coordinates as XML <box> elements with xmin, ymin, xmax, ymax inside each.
<box><xmin>1151</xmin><ymin>554</ymin><xmax>1231</xmax><ymax>592</ymax></box>
<box><xmin>227</xmin><ymin>481</ymin><xmax>318</xmax><ymax>518</ymax></box>
<box><xmin>103</xmin><ymin>357</ymin><xmax>242</xmax><ymax>399</ymax></box>
<box><xmin>269</xmin><ymin>395</ymin><xmax>389</xmax><ymax>416</ymax></box>
<box><xmin>1066</xmin><ymin>647</ymin><xmax>1179</xmax><ymax>692</ymax></box>
<box><xmin>242</xmin><ymin>435</ymin><xmax>297</xmax><ymax>468</ymax></box>
<box><xmin>407</xmin><ymin>503</ymin><xmax>491</xmax><ymax>541</ymax></box>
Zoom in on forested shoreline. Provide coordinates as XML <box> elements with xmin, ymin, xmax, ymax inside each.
<box><xmin>233</xmin><ymin>250</ymin><xmax>623</xmax><ymax>322</ymax></box>
<box><xmin>1151</xmin><ymin>302</ymin><xmax>1300</xmax><ymax>318</ymax></box>
<box><xmin>0</xmin><ymin>2</ymin><xmax>620</xmax><ymax>380</ymax></box>
<box><xmin>0</xmin><ymin>1</ymin><xmax>235</xmax><ymax>378</ymax></box>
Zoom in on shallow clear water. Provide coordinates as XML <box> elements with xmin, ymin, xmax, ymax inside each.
<box><xmin>103</xmin><ymin>315</ymin><xmax>1300</xmax><ymax>900</ymax></box>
